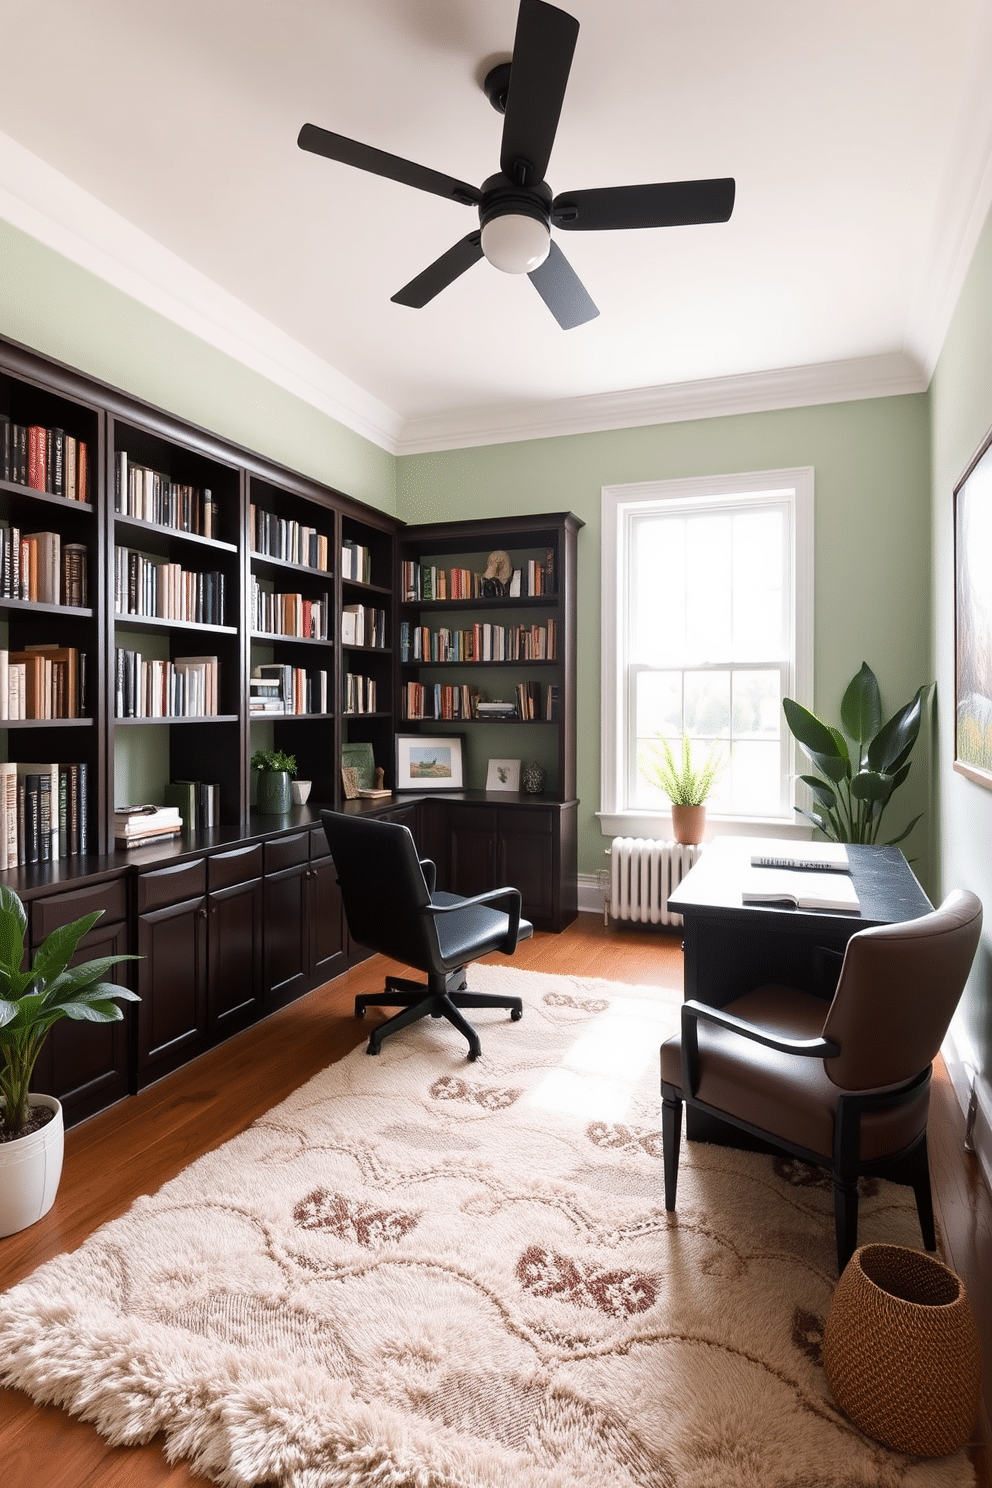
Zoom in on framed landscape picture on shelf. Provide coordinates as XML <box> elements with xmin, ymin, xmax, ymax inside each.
<box><xmin>486</xmin><ymin>757</ymin><xmax>521</xmax><ymax>791</ymax></box>
<box><xmin>395</xmin><ymin>734</ymin><xmax>464</xmax><ymax>791</ymax></box>
<box><xmin>954</xmin><ymin>427</ymin><xmax>992</xmax><ymax>788</ymax></box>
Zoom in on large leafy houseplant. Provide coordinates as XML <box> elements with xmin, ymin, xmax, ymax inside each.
<box><xmin>783</xmin><ymin>662</ymin><xmax>931</xmax><ymax>845</ymax></box>
<box><xmin>0</xmin><ymin>886</ymin><xmax>138</xmax><ymax>1139</ymax></box>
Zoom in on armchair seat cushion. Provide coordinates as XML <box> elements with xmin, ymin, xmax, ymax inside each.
<box><xmin>661</xmin><ymin>985</ymin><xmax>929</xmax><ymax>1163</ymax></box>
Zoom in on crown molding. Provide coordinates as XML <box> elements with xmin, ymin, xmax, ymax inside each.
<box><xmin>394</xmin><ymin>353</ymin><xmax>929</xmax><ymax>455</ymax></box>
<box><xmin>0</xmin><ymin>130</ymin><xmax>403</xmax><ymax>454</ymax></box>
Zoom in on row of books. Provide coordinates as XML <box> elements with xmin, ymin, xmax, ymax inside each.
<box><xmin>114</xmin><ymin>546</ymin><xmax>227</xmax><ymax>626</ymax></box>
<box><xmin>249</xmin><ymin>506</ymin><xmax>330</xmax><ymax>571</ymax></box>
<box><xmin>249</xmin><ymin>664</ymin><xmax>329</xmax><ymax>715</ymax></box>
<box><xmin>250</xmin><ymin>581</ymin><xmax>330</xmax><ymax>640</ymax></box>
<box><xmin>341</xmin><ymin>603</ymin><xmax>387</xmax><ymax>648</ymax></box>
<box><xmin>115</xmin><ymin>651</ymin><xmax>221</xmax><ymax>718</ymax></box>
<box><xmin>341</xmin><ymin>539</ymin><xmax>373</xmax><ymax>583</ymax></box>
<box><xmin>344</xmin><ymin>673</ymin><xmax>378</xmax><ymax>714</ymax></box>
<box><xmin>1</xmin><ymin>418</ymin><xmax>89</xmax><ymax>502</ymax></box>
<box><xmin>0</xmin><ymin>527</ymin><xmax>88</xmax><ymax>607</ymax></box>
<box><xmin>400</xmin><ymin>619</ymin><xmax>558</xmax><ymax>663</ymax></box>
<box><xmin>400</xmin><ymin>550</ymin><xmax>556</xmax><ymax>602</ymax></box>
<box><xmin>163</xmin><ymin>781</ymin><xmax>221</xmax><ymax>832</ymax></box>
<box><xmin>115</xmin><ymin>453</ymin><xmax>220</xmax><ymax>537</ymax></box>
<box><xmin>0</xmin><ymin>760</ymin><xmax>89</xmax><ymax>868</ymax></box>
<box><xmin>400</xmin><ymin>681</ymin><xmax>556</xmax><ymax>721</ymax></box>
<box><xmin>0</xmin><ymin>646</ymin><xmax>86</xmax><ymax>720</ymax></box>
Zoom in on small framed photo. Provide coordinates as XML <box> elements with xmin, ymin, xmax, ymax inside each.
<box><xmin>486</xmin><ymin>757</ymin><xmax>521</xmax><ymax>792</ymax></box>
<box><xmin>341</xmin><ymin>740</ymin><xmax>375</xmax><ymax>791</ymax></box>
<box><xmin>395</xmin><ymin>734</ymin><xmax>465</xmax><ymax>791</ymax></box>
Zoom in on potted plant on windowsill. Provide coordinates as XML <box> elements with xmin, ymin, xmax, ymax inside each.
<box><xmin>640</xmin><ymin>734</ymin><xmax>724</xmax><ymax>845</ymax></box>
<box><xmin>250</xmin><ymin>749</ymin><xmax>297</xmax><ymax>815</ymax></box>
<box><xmin>0</xmin><ymin>885</ymin><xmax>138</xmax><ymax>1238</ymax></box>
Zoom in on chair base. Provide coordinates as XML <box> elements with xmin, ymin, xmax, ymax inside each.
<box><xmin>356</xmin><ymin>971</ymin><xmax>523</xmax><ymax>1060</ymax></box>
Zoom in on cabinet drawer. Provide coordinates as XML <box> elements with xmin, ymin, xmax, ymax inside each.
<box><xmin>31</xmin><ymin>876</ymin><xmax>128</xmax><ymax>941</ymax></box>
<box><xmin>209</xmin><ymin>843</ymin><xmax>263</xmax><ymax>891</ymax></box>
<box><xmin>137</xmin><ymin>858</ymin><xmax>207</xmax><ymax>912</ymax></box>
<box><xmin>264</xmin><ymin>831</ymin><xmax>310</xmax><ymax>873</ymax></box>
<box><xmin>309</xmin><ymin>825</ymin><xmax>331</xmax><ymax>862</ymax></box>
<box><xmin>497</xmin><ymin>807</ymin><xmax>554</xmax><ymax>837</ymax></box>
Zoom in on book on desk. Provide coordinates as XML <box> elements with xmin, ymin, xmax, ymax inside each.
<box><xmin>741</xmin><ymin>868</ymin><xmax>861</xmax><ymax>913</ymax></box>
<box><xmin>749</xmin><ymin>843</ymin><xmax>850</xmax><ymax>872</ymax></box>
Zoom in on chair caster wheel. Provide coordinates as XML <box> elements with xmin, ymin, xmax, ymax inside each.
<box><xmin>510</xmin><ymin>1008</ymin><xmax>523</xmax><ymax>1021</ymax></box>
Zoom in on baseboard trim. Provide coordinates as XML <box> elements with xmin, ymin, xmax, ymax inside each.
<box><xmin>941</xmin><ymin>1028</ymin><xmax>992</xmax><ymax>1196</ymax></box>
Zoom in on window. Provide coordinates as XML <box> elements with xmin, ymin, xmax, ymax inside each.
<box><xmin>600</xmin><ymin>469</ymin><xmax>813</xmax><ymax>836</ymax></box>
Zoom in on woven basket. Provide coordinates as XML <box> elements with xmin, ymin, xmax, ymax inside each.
<box><xmin>823</xmin><ymin>1243</ymin><xmax>981</xmax><ymax>1457</ymax></box>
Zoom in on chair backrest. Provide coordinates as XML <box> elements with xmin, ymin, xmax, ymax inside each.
<box><xmin>821</xmin><ymin>889</ymin><xmax>983</xmax><ymax>1090</ymax></box>
<box><xmin>320</xmin><ymin>811</ymin><xmax>441</xmax><ymax>972</ymax></box>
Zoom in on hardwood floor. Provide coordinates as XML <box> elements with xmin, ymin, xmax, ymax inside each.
<box><xmin>0</xmin><ymin>916</ymin><xmax>988</xmax><ymax>1486</ymax></box>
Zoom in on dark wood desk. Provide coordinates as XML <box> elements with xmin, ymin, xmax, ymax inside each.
<box><xmin>668</xmin><ymin>837</ymin><xmax>933</xmax><ymax>1142</ymax></box>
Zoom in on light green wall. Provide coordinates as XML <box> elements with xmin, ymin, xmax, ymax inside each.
<box><xmin>398</xmin><ymin>396</ymin><xmax>933</xmax><ymax>880</ymax></box>
<box><xmin>930</xmin><ymin>205</ymin><xmax>992</xmax><ymax>1091</ymax></box>
<box><xmin>0</xmin><ymin>221</ymin><xmax>396</xmax><ymax>513</ymax></box>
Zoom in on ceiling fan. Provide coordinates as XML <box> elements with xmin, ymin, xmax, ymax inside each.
<box><xmin>298</xmin><ymin>0</ymin><xmax>735</xmax><ymax>330</ymax></box>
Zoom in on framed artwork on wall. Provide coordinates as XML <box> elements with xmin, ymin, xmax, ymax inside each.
<box><xmin>395</xmin><ymin>734</ymin><xmax>465</xmax><ymax>791</ymax></box>
<box><xmin>486</xmin><ymin>757</ymin><xmax>521</xmax><ymax>791</ymax></box>
<box><xmin>954</xmin><ymin>427</ymin><xmax>992</xmax><ymax>788</ymax></box>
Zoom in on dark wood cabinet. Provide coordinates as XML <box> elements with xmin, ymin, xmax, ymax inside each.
<box><xmin>263</xmin><ymin>828</ymin><xmax>347</xmax><ymax>1006</ymax></box>
<box><xmin>207</xmin><ymin>844</ymin><xmax>264</xmax><ymax>1035</ymax></box>
<box><xmin>135</xmin><ymin>859</ymin><xmax>209</xmax><ymax>1082</ymax></box>
<box><xmin>445</xmin><ymin>798</ymin><xmax>575</xmax><ymax>930</ymax></box>
<box><xmin>29</xmin><ymin>875</ymin><xmax>132</xmax><ymax>1122</ymax></box>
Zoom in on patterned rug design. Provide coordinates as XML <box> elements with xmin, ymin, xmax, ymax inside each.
<box><xmin>0</xmin><ymin>966</ymin><xmax>975</xmax><ymax>1487</ymax></box>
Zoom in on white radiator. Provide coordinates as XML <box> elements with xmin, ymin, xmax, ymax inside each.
<box><xmin>607</xmin><ymin>836</ymin><xmax>704</xmax><ymax>928</ymax></box>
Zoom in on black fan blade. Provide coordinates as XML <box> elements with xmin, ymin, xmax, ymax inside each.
<box><xmin>552</xmin><ymin>178</ymin><xmax>736</xmax><ymax>231</ymax></box>
<box><xmin>391</xmin><ymin>232</ymin><xmax>485</xmax><ymax>308</ymax></box>
<box><xmin>528</xmin><ymin>240</ymin><xmax>598</xmax><ymax>329</ymax></box>
<box><xmin>298</xmin><ymin>124</ymin><xmax>481</xmax><ymax>207</ymax></box>
<box><xmin>500</xmin><ymin>0</ymin><xmax>579</xmax><ymax>185</ymax></box>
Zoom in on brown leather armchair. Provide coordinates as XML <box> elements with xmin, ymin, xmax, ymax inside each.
<box><xmin>660</xmin><ymin>890</ymin><xmax>983</xmax><ymax>1272</ymax></box>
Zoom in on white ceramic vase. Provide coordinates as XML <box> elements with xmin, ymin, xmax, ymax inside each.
<box><xmin>0</xmin><ymin>1093</ymin><xmax>64</xmax><ymax>1238</ymax></box>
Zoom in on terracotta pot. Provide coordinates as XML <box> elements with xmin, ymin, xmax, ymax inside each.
<box><xmin>0</xmin><ymin>1094</ymin><xmax>64</xmax><ymax>1237</ymax></box>
<box><xmin>671</xmin><ymin>803</ymin><xmax>706</xmax><ymax>845</ymax></box>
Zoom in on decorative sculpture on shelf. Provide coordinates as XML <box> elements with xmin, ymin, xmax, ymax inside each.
<box><xmin>480</xmin><ymin>548</ymin><xmax>512</xmax><ymax>597</ymax></box>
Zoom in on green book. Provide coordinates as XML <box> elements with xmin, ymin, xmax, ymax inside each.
<box><xmin>164</xmin><ymin>780</ymin><xmax>198</xmax><ymax>830</ymax></box>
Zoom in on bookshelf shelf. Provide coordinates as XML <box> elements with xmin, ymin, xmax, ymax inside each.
<box><xmin>0</xmin><ymin>479</ymin><xmax>94</xmax><ymax>516</ymax></box>
<box><xmin>114</xmin><ymin>614</ymin><xmax>238</xmax><ymax>637</ymax></box>
<box><xmin>114</xmin><ymin>715</ymin><xmax>240</xmax><ymax>727</ymax></box>
<box><xmin>249</xmin><ymin>551</ymin><xmax>332</xmax><ymax>579</ymax></box>
<box><xmin>0</xmin><ymin>598</ymin><xmax>94</xmax><ymax>619</ymax></box>
<box><xmin>250</xmin><ymin>630</ymin><xmax>334</xmax><ymax>648</ymax></box>
<box><xmin>2</xmin><ymin>717</ymin><xmax>94</xmax><ymax>730</ymax></box>
<box><xmin>115</xmin><ymin>513</ymin><xmax>238</xmax><ymax>554</ymax></box>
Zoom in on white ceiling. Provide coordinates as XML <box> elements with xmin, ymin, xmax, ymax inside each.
<box><xmin>2</xmin><ymin>0</ymin><xmax>992</xmax><ymax>454</ymax></box>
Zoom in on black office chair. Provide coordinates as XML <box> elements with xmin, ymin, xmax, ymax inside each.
<box><xmin>660</xmin><ymin>890</ymin><xmax>983</xmax><ymax>1272</ymax></box>
<box><xmin>321</xmin><ymin>810</ymin><xmax>534</xmax><ymax>1059</ymax></box>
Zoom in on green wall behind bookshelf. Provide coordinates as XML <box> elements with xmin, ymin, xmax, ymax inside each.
<box><xmin>396</xmin><ymin>395</ymin><xmax>932</xmax><ymax>882</ymax></box>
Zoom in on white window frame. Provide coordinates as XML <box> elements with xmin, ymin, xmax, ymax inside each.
<box><xmin>599</xmin><ymin>468</ymin><xmax>814</xmax><ymax>840</ymax></box>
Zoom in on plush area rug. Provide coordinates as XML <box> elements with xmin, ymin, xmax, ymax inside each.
<box><xmin>0</xmin><ymin>966</ymin><xmax>975</xmax><ymax>1488</ymax></box>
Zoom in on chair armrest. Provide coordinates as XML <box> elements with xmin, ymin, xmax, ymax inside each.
<box><xmin>680</xmin><ymin>999</ymin><xmax>839</xmax><ymax>1101</ymax></box>
<box><xmin>682</xmin><ymin>1000</ymin><xmax>840</xmax><ymax>1058</ymax></box>
<box><xmin>419</xmin><ymin>857</ymin><xmax>437</xmax><ymax>894</ymax></box>
<box><xmin>422</xmin><ymin>886</ymin><xmax>523</xmax><ymax>953</ymax></box>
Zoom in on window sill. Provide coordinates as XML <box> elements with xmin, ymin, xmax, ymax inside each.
<box><xmin>596</xmin><ymin>810</ymin><xmax>813</xmax><ymax>843</ymax></box>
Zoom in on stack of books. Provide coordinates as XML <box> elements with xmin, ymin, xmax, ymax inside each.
<box><xmin>114</xmin><ymin>803</ymin><xmax>183</xmax><ymax>849</ymax></box>
<box><xmin>476</xmin><ymin>700</ymin><xmax>518</xmax><ymax>720</ymax></box>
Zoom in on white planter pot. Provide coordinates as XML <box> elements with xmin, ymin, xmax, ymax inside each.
<box><xmin>0</xmin><ymin>1094</ymin><xmax>64</xmax><ymax>1238</ymax></box>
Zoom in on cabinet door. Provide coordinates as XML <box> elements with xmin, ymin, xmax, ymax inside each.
<box><xmin>136</xmin><ymin>895</ymin><xmax>208</xmax><ymax>1078</ymax></box>
<box><xmin>208</xmin><ymin>877</ymin><xmax>264</xmax><ymax>1035</ymax></box>
<box><xmin>497</xmin><ymin>808</ymin><xmax>555</xmax><ymax>925</ymax></box>
<box><xmin>29</xmin><ymin>878</ymin><xmax>132</xmax><ymax>1126</ymax></box>
<box><xmin>33</xmin><ymin>918</ymin><xmax>132</xmax><ymax>1127</ymax></box>
<box><xmin>264</xmin><ymin>862</ymin><xmax>310</xmax><ymax>1008</ymax></box>
<box><xmin>449</xmin><ymin>806</ymin><xmax>496</xmax><ymax>899</ymax></box>
<box><xmin>308</xmin><ymin>853</ymin><xmax>348</xmax><ymax>985</ymax></box>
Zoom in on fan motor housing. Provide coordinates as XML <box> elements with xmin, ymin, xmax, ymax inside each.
<box><xmin>479</xmin><ymin>173</ymin><xmax>552</xmax><ymax>232</ymax></box>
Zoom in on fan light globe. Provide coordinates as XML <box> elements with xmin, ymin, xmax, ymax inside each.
<box><xmin>481</xmin><ymin>213</ymin><xmax>550</xmax><ymax>274</ymax></box>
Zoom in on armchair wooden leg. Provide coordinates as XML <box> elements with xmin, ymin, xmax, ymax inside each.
<box><xmin>833</xmin><ymin>1177</ymin><xmax>859</xmax><ymax>1274</ymax></box>
<box><xmin>661</xmin><ymin>1083</ymin><xmax>683</xmax><ymax>1211</ymax></box>
<box><xmin>907</xmin><ymin>1136</ymin><xmax>937</xmax><ymax>1251</ymax></box>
